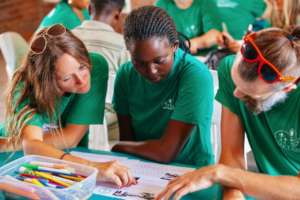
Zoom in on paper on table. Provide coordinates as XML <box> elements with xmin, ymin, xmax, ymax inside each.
<box><xmin>71</xmin><ymin>151</ymin><xmax>195</xmax><ymax>200</ymax></box>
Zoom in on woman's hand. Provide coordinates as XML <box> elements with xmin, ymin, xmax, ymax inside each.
<box><xmin>190</xmin><ymin>29</ymin><xmax>223</xmax><ymax>54</ymax></box>
<box><xmin>90</xmin><ymin>160</ymin><xmax>137</xmax><ymax>187</ymax></box>
<box><xmin>223</xmin><ymin>188</ymin><xmax>245</xmax><ymax>200</ymax></box>
<box><xmin>216</xmin><ymin>32</ymin><xmax>241</xmax><ymax>53</ymax></box>
<box><xmin>155</xmin><ymin>165</ymin><xmax>222</xmax><ymax>200</ymax></box>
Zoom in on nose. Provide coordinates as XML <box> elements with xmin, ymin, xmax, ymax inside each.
<box><xmin>233</xmin><ymin>88</ymin><xmax>246</xmax><ymax>99</ymax></box>
<box><xmin>147</xmin><ymin>64</ymin><xmax>158</xmax><ymax>75</ymax></box>
<box><xmin>74</xmin><ymin>72</ymin><xmax>85</xmax><ymax>85</ymax></box>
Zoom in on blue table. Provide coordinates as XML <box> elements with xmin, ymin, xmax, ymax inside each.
<box><xmin>0</xmin><ymin>148</ymin><xmax>221</xmax><ymax>200</ymax></box>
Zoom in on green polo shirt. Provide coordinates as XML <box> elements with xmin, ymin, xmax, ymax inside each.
<box><xmin>157</xmin><ymin>0</ymin><xmax>266</xmax><ymax>40</ymax></box>
<box><xmin>1</xmin><ymin>53</ymin><xmax>108</xmax><ymax>148</ymax></box>
<box><xmin>156</xmin><ymin>0</ymin><xmax>221</xmax><ymax>39</ymax></box>
<box><xmin>216</xmin><ymin>55</ymin><xmax>300</xmax><ymax>175</ymax></box>
<box><xmin>207</xmin><ymin>0</ymin><xmax>266</xmax><ymax>39</ymax></box>
<box><xmin>38</xmin><ymin>0</ymin><xmax>90</xmax><ymax>30</ymax></box>
<box><xmin>113</xmin><ymin>49</ymin><xmax>214</xmax><ymax>167</ymax></box>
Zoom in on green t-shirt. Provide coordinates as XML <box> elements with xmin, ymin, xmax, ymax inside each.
<box><xmin>113</xmin><ymin>49</ymin><xmax>214</xmax><ymax>167</ymax></box>
<box><xmin>0</xmin><ymin>53</ymin><xmax>108</xmax><ymax>147</ymax></box>
<box><xmin>156</xmin><ymin>0</ymin><xmax>221</xmax><ymax>39</ymax></box>
<box><xmin>38</xmin><ymin>0</ymin><xmax>90</xmax><ymax>30</ymax></box>
<box><xmin>216</xmin><ymin>55</ymin><xmax>300</xmax><ymax>176</ymax></box>
<box><xmin>207</xmin><ymin>0</ymin><xmax>266</xmax><ymax>39</ymax></box>
<box><xmin>62</xmin><ymin>53</ymin><xmax>108</xmax><ymax>146</ymax></box>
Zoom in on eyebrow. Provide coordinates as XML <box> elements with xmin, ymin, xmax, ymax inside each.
<box><xmin>57</xmin><ymin>65</ymin><xmax>83</xmax><ymax>80</ymax></box>
<box><xmin>133</xmin><ymin>53</ymin><xmax>170</xmax><ymax>63</ymax></box>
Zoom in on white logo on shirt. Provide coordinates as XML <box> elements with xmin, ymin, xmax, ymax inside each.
<box><xmin>274</xmin><ymin>129</ymin><xmax>300</xmax><ymax>152</ymax></box>
<box><xmin>42</xmin><ymin>123</ymin><xmax>58</xmax><ymax>132</ymax></box>
<box><xmin>162</xmin><ymin>99</ymin><xmax>175</xmax><ymax>111</ymax></box>
<box><xmin>217</xmin><ymin>0</ymin><xmax>238</xmax><ymax>8</ymax></box>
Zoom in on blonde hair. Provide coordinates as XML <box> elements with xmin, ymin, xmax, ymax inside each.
<box><xmin>4</xmin><ymin>27</ymin><xmax>91</xmax><ymax>148</ymax></box>
<box><xmin>271</xmin><ymin>0</ymin><xmax>300</xmax><ymax>30</ymax></box>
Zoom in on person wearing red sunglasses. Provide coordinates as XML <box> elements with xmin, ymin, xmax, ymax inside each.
<box><xmin>156</xmin><ymin>27</ymin><xmax>300</xmax><ymax>200</ymax></box>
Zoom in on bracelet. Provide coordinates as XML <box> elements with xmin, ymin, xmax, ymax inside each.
<box><xmin>59</xmin><ymin>152</ymin><xmax>70</xmax><ymax>160</ymax></box>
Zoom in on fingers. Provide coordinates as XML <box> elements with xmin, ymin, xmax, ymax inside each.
<box><xmin>173</xmin><ymin>185</ymin><xmax>190</xmax><ymax>200</ymax></box>
<box><xmin>216</xmin><ymin>34</ymin><xmax>225</xmax><ymax>46</ymax></box>
<box><xmin>110</xmin><ymin>174</ymin><xmax>123</xmax><ymax>187</ymax></box>
<box><xmin>116</xmin><ymin>170</ymin><xmax>129</xmax><ymax>186</ymax></box>
<box><xmin>115</xmin><ymin>166</ymin><xmax>134</xmax><ymax>186</ymax></box>
<box><xmin>156</xmin><ymin>181</ymin><xmax>184</xmax><ymax>200</ymax></box>
<box><xmin>126</xmin><ymin>169</ymin><xmax>137</xmax><ymax>185</ymax></box>
<box><xmin>110</xmin><ymin>161</ymin><xmax>136</xmax><ymax>187</ymax></box>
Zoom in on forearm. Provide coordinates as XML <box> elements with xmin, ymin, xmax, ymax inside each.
<box><xmin>0</xmin><ymin>138</ymin><xmax>22</xmax><ymax>152</ymax></box>
<box><xmin>22</xmin><ymin>139</ymin><xmax>89</xmax><ymax>165</ymax></box>
<box><xmin>219</xmin><ymin>149</ymin><xmax>246</xmax><ymax>199</ymax></box>
<box><xmin>43</xmin><ymin>125</ymin><xmax>88</xmax><ymax>149</ymax></box>
<box><xmin>113</xmin><ymin>140</ymin><xmax>174</xmax><ymax>163</ymax></box>
<box><xmin>43</xmin><ymin>132</ymin><xmax>75</xmax><ymax>149</ymax></box>
<box><xmin>191</xmin><ymin>29</ymin><xmax>220</xmax><ymax>49</ymax></box>
<box><xmin>217</xmin><ymin>164</ymin><xmax>300</xmax><ymax>200</ymax></box>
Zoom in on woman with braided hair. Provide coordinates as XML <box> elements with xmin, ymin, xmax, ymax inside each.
<box><xmin>112</xmin><ymin>6</ymin><xmax>214</xmax><ymax>167</ymax></box>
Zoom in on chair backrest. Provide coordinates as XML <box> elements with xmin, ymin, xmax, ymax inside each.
<box><xmin>209</xmin><ymin>69</ymin><xmax>252</xmax><ymax>163</ymax></box>
<box><xmin>87</xmin><ymin>52</ymin><xmax>110</xmax><ymax>150</ymax></box>
<box><xmin>0</xmin><ymin>32</ymin><xmax>29</xmax><ymax>79</ymax></box>
<box><xmin>210</xmin><ymin>69</ymin><xmax>222</xmax><ymax>162</ymax></box>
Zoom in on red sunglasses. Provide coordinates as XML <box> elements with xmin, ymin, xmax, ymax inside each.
<box><xmin>241</xmin><ymin>33</ymin><xmax>296</xmax><ymax>83</ymax></box>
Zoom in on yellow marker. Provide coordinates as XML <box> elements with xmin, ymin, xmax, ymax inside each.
<box><xmin>30</xmin><ymin>178</ymin><xmax>44</xmax><ymax>187</ymax></box>
<box><xmin>60</xmin><ymin>175</ymin><xmax>84</xmax><ymax>182</ymax></box>
<box><xmin>34</xmin><ymin>171</ymin><xmax>71</xmax><ymax>187</ymax></box>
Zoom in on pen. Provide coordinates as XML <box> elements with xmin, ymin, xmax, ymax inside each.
<box><xmin>221</xmin><ymin>22</ymin><xmax>229</xmax><ymax>47</ymax></box>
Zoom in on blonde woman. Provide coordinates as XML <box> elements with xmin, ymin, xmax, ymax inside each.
<box><xmin>0</xmin><ymin>24</ymin><xmax>135</xmax><ymax>187</ymax></box>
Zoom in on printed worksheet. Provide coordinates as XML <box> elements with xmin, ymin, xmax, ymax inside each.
<box><xmin>71</xmin><ymin>151</ymin><xmax>195</xmax><ymax>200</ymax></box>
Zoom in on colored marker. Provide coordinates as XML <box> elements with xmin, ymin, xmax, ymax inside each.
<box><xmin>22</xmin><ymin>163</ymin><xmax>73</xmax><ymax>176</ymax></box>
<box><xmin>48</xmin><ymin>174</ymin><xmax>75</xmax><ymax>185</ymax></box>
<box><xmin>59</xmin><ymin>174</ymin><xmax>84</xmax><ymax>182</ymax></box>
<box><xmin>20</xmin><ymin>173</ymin><xmax>66</xmax><ymax>187</ymax></box>
<box><xmin>19</xmin><ymin>167</ymin><xmax>71</xmax><ymax>187</ymax></box>
<box><xmin>17</xmin><ymin>176</ymin><xmax>44</xmax><ymax>187</ymax></box>
<box><xmin>29</xmin><ymin>161</ymin><xmax>68</xmax><ymax>170</ymax></box>
<box><xmin>46</xmin><ymin>182</ymin><xmax>65</xmax><ymax>189</ymax></box>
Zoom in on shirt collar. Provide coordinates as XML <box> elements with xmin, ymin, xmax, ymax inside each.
<box><xmin>80</xmin><ymin>20</ymin><xmax>115</xmax><ymax>32</ymax></box>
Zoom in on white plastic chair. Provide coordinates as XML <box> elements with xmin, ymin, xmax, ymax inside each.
<box><xmin>210</xmin><ymin>69</ymin><xmax>253</xmax><ymax>165</ymax></box>
<box><xmin>89</xmin><ymin>122</ymin><xmax>110</xmax><ymax>151</ymax></box>
<box><xmin>210</xmin><ymin>69</ymin><xmax>222</xmax><ymax>162</ymax></box>
<box><xmin>0</xmin><ymin>32</ymin><xmax>28</xmax><ymax>80</ymax></box>
<box><xmin>88</xmin><ymin>74</ymin><xmax>117</xmax><ymax>151</ymax></box>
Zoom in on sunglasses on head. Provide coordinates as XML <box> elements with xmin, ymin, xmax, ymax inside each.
<box><xmin>240</xmin><ymin>33</ymin><xmax>296</xmax><ymax>84</ymax></box>
<box><xmin>30</xmin><ymin>24</ymin><xmax>66</xmax><ymax>55</ymax></box>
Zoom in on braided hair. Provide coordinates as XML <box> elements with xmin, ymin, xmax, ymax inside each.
<box><xmin>124</xmin><ymin>6</ymin><xmax>190</xmax><ymax>56</ymax></box>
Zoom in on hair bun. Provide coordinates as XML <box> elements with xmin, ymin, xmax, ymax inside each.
<box><xmin>287</xmin><ymin>34</ymin><xmax>297</xmax><ymax>41</ymax></box>
<box><xmin>290</xmin><ymin>25</ymin><xmax>300</xmax><ymax>40</ymax></box>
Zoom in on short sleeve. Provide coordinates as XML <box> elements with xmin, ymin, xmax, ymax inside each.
<box><xmin>171</xmin><ymin>63</ymin><xmax>214</xmax><ymax>125</ymax></box>
<box><xmin>62</xmin><ymin>52</ymin><xmax>108</xmax><ymax>124</ymax></box>
<box><xmin>215</xmin><ymin>55</ymin><xmax>240</xmax><ymax>115</ymax></box>
<box><xmin>112</xmin><ymin>63</ymin><xmax>130</xmax><ymax>115</ymax></box>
